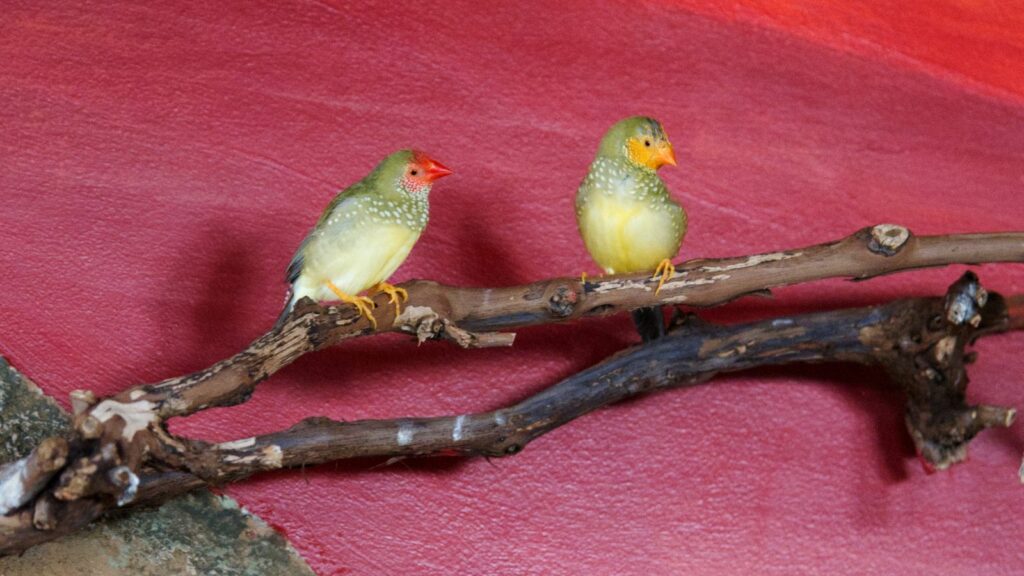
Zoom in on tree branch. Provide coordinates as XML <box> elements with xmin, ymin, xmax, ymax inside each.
<box><xmin>1</xmin><ymin>225</ymin><xmax>1022</xmax><ymax>556</ymax></box>
<box><xmin>113</xmin><ymin>225</ymin><xmax>1024</xmax><ymax>420</ymax></box>
<box><xmin>3</xmin><ymin>273</ymin><xmax>1020</xmax><ymax>555</ymax></box>
<box><xmin>178</xmin><ymin>273</ymin><xmax>1018</xmax><ymax>480</ymax></box>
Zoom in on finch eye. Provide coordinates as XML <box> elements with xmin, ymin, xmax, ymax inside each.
<box><xmin>644</xmin><ymin>140</ymin><xmax>651</xmax><ymax>147</ymax></box>
<box><xmin>411</xmin><ymin>169</ymin><xmax>418</xmax><ymax>176</ymax></box>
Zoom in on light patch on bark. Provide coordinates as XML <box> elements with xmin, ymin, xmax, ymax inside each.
<box><xmin>870</xmin><ymin>224</ymin><xmax>910</xmax><ymax>253</ymax></box>
<box><xmin>452</xmin><ymin>415</ymin><xmax>467</xmax><ymax>442</ymax></box>
<box><xmin>946</xmin><ymin>280</ymin><xmax>986</xmax><ymax>327</ymax></box>
<box><xmin>69</xmin><ymin>389</ymin><xmax>97</xmax><ymax>415</ymax></box>
<box><xmin>261</xmin><ymin>445</ymin><xmax>283</xmax><ymax>468</ymax></box>
<box><xmin>396</xmin><ymin>425</ymin><xmax>414</xmax><ymax>446</ymax></box>
<box><xmin>216</xmin><ymin>437</ymin><xmax>257</xmax><ymax>451</ymax></box>
<box><xmin>698</xmin><ymin>252</ymin><xmax>802</xmax><ymax>273</ymax></box>
<box><xmin>395</xmin><ymin>305</ymin><xmax>438</xmax><ymax>326</ymax></box>
<box><xmin>660</xmin><ymin>273</ymin><xmax>732</xmax><ymax>293</ymax></box>
<box><xmin>591</xmin><ymin>279</ymin><xmax>651</xmax><ymax>294</ymax></box>
<box><xmin>222</xmin><ymin>445</ymin><xmax>283</xmax><ymax>469</ymax></box>
<box><xmin>116</xmin><ymin>470</ymin><xmax>139</xmax><ymax>506</ymax></box>
<box><xmin>90</xmin><ymin>399</ymin><xmax>157</xmax><ymax>441</ymax></box>
<box><xmin>395</xmin><ymin>305</ymin><xmax>443</xmax><ymax>343</ymax></box>
<box><xmin>934</xmin><ymin>336</ymin><xmax>957</xmax><ymax>363</ymax></box>
<box><xmin>0</xmin><ymin>459</ymin><xmax>28</xmax><ymax>515</ymax></box>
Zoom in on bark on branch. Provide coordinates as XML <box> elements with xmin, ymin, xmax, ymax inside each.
<box><xmin>4</xmin><ymin>272</ymin><xmax>1019</xmax><ymax>555</ymax></box>
<box><xmin>183</xmin><ymin>272</ymin><xmax>1019</xmax><ymax>479</ymax></box>
<box><xmin>1</xmin><ymin>225</ymin><xmax>1022</xmax><ymax>556</ymax></box>
<box><xmin>119</xmin><ymin>225</ymin><xmax>1024</xmax><ymax>420</ymax></box>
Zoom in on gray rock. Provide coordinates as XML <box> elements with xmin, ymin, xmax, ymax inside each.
<box><xmin>0</xmin><ymin>357</ymin><xmax>314</xmax><ymax>576</ymax></box>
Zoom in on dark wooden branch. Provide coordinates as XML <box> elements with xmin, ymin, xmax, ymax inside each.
<box><xmin>3</xmin><ymin>272</ymin><xmax>1018</xmax><ymax>556</ymax></box>
<box><xmin>179</xmin><ymin>272</ymin><xmax>1018</xmax><ymax>480</ymax></box>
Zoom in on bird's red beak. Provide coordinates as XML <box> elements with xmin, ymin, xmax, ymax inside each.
<box><xmin>422</xmin><ymin>157</ymin><xmax>453</xmax><ymax>183</ymax></box>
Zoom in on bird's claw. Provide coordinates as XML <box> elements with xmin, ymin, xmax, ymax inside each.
<box><xmin>371</xmin><ymin>282</ymin><xmax>409</xmax><ymax>317</ymax></box>
<box><xmin>653</xmin><ymin>259</ymin><xmax>675</xmax><ymax>296</ymax></box>
<box><xmin>327</xmin><ymin>281</ymin><xmax>378</xmax><ymax>329</ymax></box>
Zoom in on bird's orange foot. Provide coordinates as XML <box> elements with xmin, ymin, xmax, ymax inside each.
<box><xmin>327</xmin><ymin>281</ymin><xmax>378</xmax><ymax>329</ymax></box>
<box><xmin>652</xmin><ymin>259</ymin><xmax>676</xmax><ymax>296</ymax></box>
<box><xmin>370</xmin><ymin>281</ymin><xmax>409</xmax><ymax>317</ymax></box>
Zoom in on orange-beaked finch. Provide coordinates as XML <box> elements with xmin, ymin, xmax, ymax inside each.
<box><xmin>575</xmin><ymin>116</ymin><xmax>686</xmax><ymax>341</ymax></box>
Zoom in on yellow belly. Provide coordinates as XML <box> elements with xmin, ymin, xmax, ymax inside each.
<box><xmin>579</xmin><ymin>194</ymin><xmax>682</xmax><ymax>274</ymax></box>
<box><xmin>294</xmin><ymin>224</ymin><xmax>419</xmax><ymax>302</ymax></box>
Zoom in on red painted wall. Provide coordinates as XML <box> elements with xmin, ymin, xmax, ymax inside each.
<box><xmin>2</xmin><ymin>1</ymin><xmax>1023</xmax><ymax>574</ymax></box>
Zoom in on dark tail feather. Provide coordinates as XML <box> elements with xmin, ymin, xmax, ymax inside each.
<box><xmin>631</xmin><ymin>305</ymin><xmax>666</xmax><ymax>343</ymax></box>
<box><xmin>273</xmin><ymin>290</ymin><xmax>295</xmax><ymax>329</ymax></box>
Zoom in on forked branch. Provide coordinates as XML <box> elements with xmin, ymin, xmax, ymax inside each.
<box><xmin>0</xmin><ymin>225</ymin><xmax>1022</xmax><ymax>556</ymax></box>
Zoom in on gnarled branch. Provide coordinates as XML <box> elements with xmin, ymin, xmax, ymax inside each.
<box><xmin>1</xmin><ymin>226</ymin><xmax>1023</xmax><ymax>556</ymax></box>
<box><xmin>114</xmin><ymin>225</ymin><xmax>1024</xmax><ymax>420</ymax></box>
<box><xmin>175</xmin><ymin>273</ymin><xmax>1018</xmax><ymax>480</ymax></box>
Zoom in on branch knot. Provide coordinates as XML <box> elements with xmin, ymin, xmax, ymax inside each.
<box><xmin>867</xmin><ymin>224</ymin><xmax>911</xmax><ymax>256</ymax></box>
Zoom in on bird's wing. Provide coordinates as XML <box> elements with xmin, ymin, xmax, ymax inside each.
<box><xmin>285</xmin><ymin>236</ymin><xmax>310</xmax><ymax>285</ymax></box>
<box><xmin>285</xmin><ymin>185</ymin><xmax>367</xmax><ymax>284</ymax></box>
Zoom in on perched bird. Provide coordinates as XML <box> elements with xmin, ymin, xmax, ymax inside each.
<box><xmin>277</xmin><ymin>149</ymin><xmax>452</xmax><ymax>328</ymax></box>
<box><xmin>575</xmin><ymin>116</ymin><xmax>686</xmax><ymax>341</ymax></box>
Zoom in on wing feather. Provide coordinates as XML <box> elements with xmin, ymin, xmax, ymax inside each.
<box><xmin>285</xmin><ymin>182</ymin><xmax>369</xmax><ymax>284</ymax></box>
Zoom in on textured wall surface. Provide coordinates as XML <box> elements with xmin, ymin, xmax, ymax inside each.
<box><xmin>2</xmin><ymin>1</ymin><xmax>1023</xmax><ymax>574</ymax></box>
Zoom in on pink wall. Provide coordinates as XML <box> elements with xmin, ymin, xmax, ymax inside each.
<box><xmin>2</xmin><ymin>1</ymin><xmax>1023</xmax><ymax>573</ymax></box>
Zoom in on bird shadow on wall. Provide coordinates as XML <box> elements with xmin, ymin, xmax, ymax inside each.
<box><xmin>157</xmin><ymin>216</ymin><xmax>269</xmax><ymax>374</ymax></box>
<box><xmin>446</xmin><ymin>198</ymin><xmax>535</xmax><ymax>287</ymax></box>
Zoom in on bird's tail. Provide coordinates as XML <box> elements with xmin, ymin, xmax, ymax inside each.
<box><xmin>273</xmin><ymin>289</ymin><xmax>296</xmax><ymax>329</ymax></box>
<box><xmin>631</xmin><ymin>305</ymin><xmax>666</xmax><ymax>343</ymax></box>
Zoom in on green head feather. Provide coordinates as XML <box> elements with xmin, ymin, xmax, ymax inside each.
<box><xmin>365</xmin><ymin>149</ymin><xmax>417</xmax><ymax>194</ymax></box>
<box><xmin>596</xmin><ymin>116</ymin><xmax>670</xmax><ymax>162</ymax></box>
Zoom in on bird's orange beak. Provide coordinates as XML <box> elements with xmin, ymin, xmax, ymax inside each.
<box><xmin>422</xmin><ymin>157</ymin><xmax>453</xmax><ymax>182</ymax></box>
<box><xmin>653</xmin><ymin>141</ymin><xmax>677</xmax><ymax>169</ymax></box>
